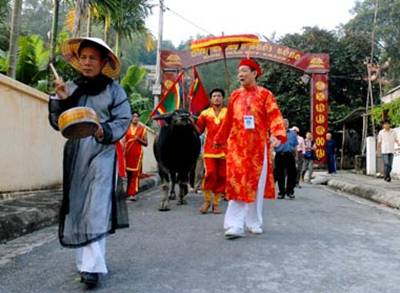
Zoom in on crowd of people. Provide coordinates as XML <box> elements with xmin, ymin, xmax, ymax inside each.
<box><xmin>48</xmin><ymin>36</ymin><xmax>350</xmax><ymax>288</ymax></box>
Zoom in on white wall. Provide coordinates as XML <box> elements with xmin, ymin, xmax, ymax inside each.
<box><xmin>0</xmin><ymin>74</ymin><xmax>158</xmax><ymax>193</ymax></box>
<box><xmin>142</xmin><ymin>125</ymin><xmax>158</xmax><ymax>173</ymax></box>
<box><xmin>0</xmin><ymin>74</ymin><xmax>65</xmax><ymax>191</ymax></box>
<box><xmin>366</xmin><ymin>136</ymin><xmax>376</xmax><ymax>175</ymax></box>
<box><xmin>390</xmin><ymin>127</ymin><xmax>400</xmax><ymax>178</ymax></box>
<box><xmin>372</xmin><ymin>127</ymin><xmax>400</xmax><ymax>178</ymax></box>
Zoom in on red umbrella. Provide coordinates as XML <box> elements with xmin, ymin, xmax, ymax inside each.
<box><xmin>191</xmin><ymin>34</ymin><xmax>259</xmax><ymax>52</ymax></box>
<box><xmin>191</xmin><ymin>34</ymin><xmax>260</xmax><ymax>89</ymax></box>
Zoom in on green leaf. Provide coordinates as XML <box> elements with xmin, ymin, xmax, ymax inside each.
<box><xmin>120</xmin><ymin>64</ymin><xmax>146</xmax><ymax>96</ymax></box>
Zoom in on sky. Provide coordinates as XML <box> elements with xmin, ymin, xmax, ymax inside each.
<box><xmin>145</xmin><ymin>0</ymin><xmax>358</xmax><ymax>46</ymax></box>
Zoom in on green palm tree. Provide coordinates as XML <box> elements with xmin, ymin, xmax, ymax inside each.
<box><xmin>92</xmin><ymin>0</ymin><xmax>151</xmax><ymax>56</ymax></box>
<box><xmin>49</xmin><ymin>0</ymin><xmax>60</xmax><ymax>64</ymax></box>
<box><xmin>7</xmin><ymin>0</ymin><xmax>22</xmax><ymax>78</ymax></box>
<box><xmin>112</xmin><ymin>0</ymin><xmax>152</xmax><ymax>57</ymax></box>
<box><xmin>0</xmin><ymin>0</ymin><xmax>10</xmax><ymax>52</ymax></box>
<box><xmin>121</xmin><ymin>64</ymin><xmax>153</xmax><ymax>124</ymax></box>
<box><xmin>66</xmin><ymin>0</ymin><xmax>119</xmax><ymax>37</ymax></box>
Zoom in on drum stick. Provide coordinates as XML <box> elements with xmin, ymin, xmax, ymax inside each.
<box><xmin>49</xmin><ymin>63</ymin><xmax>61</xmax><ymax>80</ymax></box>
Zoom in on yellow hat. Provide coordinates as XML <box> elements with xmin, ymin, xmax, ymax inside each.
<box><xmin>61</xmin><ymin>37</ymin><xmax>120</xmax><ymax>79</ymax></box>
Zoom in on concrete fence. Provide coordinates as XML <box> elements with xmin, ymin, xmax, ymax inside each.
<box><xmin>0</xmin><ymin>74</ymin><xmax>157</xmax><ymax>193</ymax></box>
<box><xmin>366</xmin><ymin>132</ymin><xmax>400</xmax><ymax>178</ymax></box>
<box><xmin>141</xmin><ymin>124</ymin><xmax>158</xmax><ymax>174</ymax></box>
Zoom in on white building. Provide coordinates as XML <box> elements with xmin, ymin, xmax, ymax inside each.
<box><xmin>142</xmin><ymin>65</ymin><xmax>156</xmax><ymax>90</ymax></box>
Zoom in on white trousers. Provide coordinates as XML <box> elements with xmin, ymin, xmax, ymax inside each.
<box><xmin>76</xmin><ymin>238</ymin><xmax>108</xmax><ymax>274</ymax></box>
<box><xmin>224</xmin><ymin>146</ymin><xmax>268</xmax><ymax>231</ymax></box>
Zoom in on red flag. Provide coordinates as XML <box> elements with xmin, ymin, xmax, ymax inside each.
<box><xmin>188</xmin><ymin>67</ymin><xmax>209</xmax><ymax>114</ymax></box>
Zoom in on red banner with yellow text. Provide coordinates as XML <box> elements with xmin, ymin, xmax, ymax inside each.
<box><xmin>311</xmin><ymin>74</ymin><xmax>329</xmax><ymax>163</ymax></box>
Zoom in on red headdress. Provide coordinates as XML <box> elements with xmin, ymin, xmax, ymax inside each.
<box><xmin>238</xmin><ymin>58</ymin><xmax>262</xmax><ymax>77</ymax></box>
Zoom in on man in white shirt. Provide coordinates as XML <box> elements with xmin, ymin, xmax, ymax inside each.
<box><xmin>377</xmin><ymin>120</ymin><xmax>400</xmax><ymax>182</ymax></box>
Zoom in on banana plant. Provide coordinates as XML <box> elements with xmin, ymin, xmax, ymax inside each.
<box><xmin>121</xmin><ymin>64</ymin><xmax>153</xmax><ymax>124</ymax></box>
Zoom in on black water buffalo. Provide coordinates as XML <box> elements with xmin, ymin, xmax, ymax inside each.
<box><xmin>153</xmin><ymin>109</ymin><xmax>201</xmax><ymax>211</ymax></box>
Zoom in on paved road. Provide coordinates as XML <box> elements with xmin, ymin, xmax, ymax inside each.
<box><xmin>1</xmin><ymin>184</ymin><xmax>400</xmax><ymax>293</ymax></box>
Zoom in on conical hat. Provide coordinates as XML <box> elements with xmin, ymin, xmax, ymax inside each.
<box><xmin>61</xmin><ymin>37</ymin><xmax>120</xmax><ymax>79</ymax></box>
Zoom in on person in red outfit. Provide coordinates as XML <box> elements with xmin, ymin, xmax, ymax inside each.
<box><xmin>214</xmin><ymin>58</ymin><xmax>286</xmax><ymax>239</ymax></box>
<box><xmin>124</xmin><ymin>112</ymin><xmax>148</xmax><ymax>200</ymax></box>
<box><xmin>195</xmin><ymin>88</ymin><xmax>227</xmax><ymax>214</ymax></box>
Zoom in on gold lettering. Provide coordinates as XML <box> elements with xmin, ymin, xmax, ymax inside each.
<box><xmin>315</xmin><ymin>114</ymin><xmax>326</xmax><ymax>124</ymax></box>
<box><xmin>282</xmin><ymin>48</ymin><xmax>290</xmax><ymax>57</ymax></box>
<box><xmin>288</xmin><ymin>51</ymin><xmax>297</xmax><ymax>59</ymax></box>
<box><xmin>263</xmin><ymin>44</ymin><xmax>273</xmax><ymax>52</ymax></box>
<box><xmin>316</xmin><ymin>137</ymin><xmax>325</xmax><ymax>146</ymax></box>
<box><xmin>316</xmin><ymin>126</ymin><xmax>326</xmax><ymax>135</ymax></box>
<box><xmin>316</xmin><ymin>149</ymin><xmax>326</xmax><ymax>159</ymax></box>
<box><xmin>315</xmin><ymin>81</ymin><xmax>326</xmax><ymax>91</ymax></box>
<box><xmin>315</xmin><ymin>103</ymin><xmax>326</xmax><ymax>112</ymax></box>
<box><xmin>315</xmin><ymin>92</ymin><xmax>326</xmax><ymax>101</ymax></box>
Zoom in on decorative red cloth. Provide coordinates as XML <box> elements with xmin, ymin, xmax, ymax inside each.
<box><xmin>238</xmin><ymin>58</ymin><xmax>262</xmax><ymax>77</ymax></box>
<box><xmin>127</xmin><ymin>169</ymin><xmax>140</xmax><ymax>197</ymax></box>
<box><xmin>125</xmin><ymin>125</ymin><xmax>146</xmax><ymax>171</ymax></box>
<box><xmin>124</xmin><ymin>124</ymin><xmax>147</xmax><ymax>197</ymax></box>
<box><xmin>203</xmin><ymin>157</ymin><xmax>226</xmax><ymax>194</ymax></box>
<box><xmin>196</xmin><ymin>107</ymin><xmax>227</xmax><ymax>158</ymax></box>
<box><xmin>115</xmin><ymin>141</ymin><xmax>126</xmax><ymax>177</ymax></box>
<box><xmin>214</xmin><ymin>85</ymin><xmax>286</xmax><ymax>202</ymax></box>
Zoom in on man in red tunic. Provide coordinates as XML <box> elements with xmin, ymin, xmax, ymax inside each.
<box><xmin>124</xmin><ymin>112</ymin><xmax>148</xmax><ymax>200</ymax></box>
<box><xmin>195</xmin><ymin>88</ymin><xmax>227</xmax><ymax>214</ymax></box>
<box><xmin>215</xmin><ymin>58</ymin><xmax>287</xmax><ymax>239</ymax></box>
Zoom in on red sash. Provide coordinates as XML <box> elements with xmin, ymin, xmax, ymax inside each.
<box><xmin>125</xmin><ymin>125</ymin><xmax>146</xmax><ymax>171</ymax></box>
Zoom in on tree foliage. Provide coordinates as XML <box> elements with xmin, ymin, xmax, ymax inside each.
<box><xmin>371</xmin><ymin>97</ymin><xmax>400</xmax><ymax>127</ymax></box>
<box><xmin>0</xmin><ymin>0</ymin><xmax>9</xmax><ymax>51</ymax></box>
<box><xmin>345</xmin><ymin>0</ymin><xmax>400</xmax><ymax>86</ymax></box>
<box><xmin>121</xmin><ymin>64</ymin><xmax>152</xmax><ymax>124</ymax></box>
<box><xmin>259</xmin><ymin>26</ymin><xmax>372</xmax><ymax>134</ymax></box>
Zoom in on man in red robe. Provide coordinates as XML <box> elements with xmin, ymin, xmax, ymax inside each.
<box><xmin>214</xmin><ymin>58</ymin><xmax>287</xmax><ymax>239</ymax></box>
<box><xmin>124</xmin><ymin>112</ymin><xmax>148</xmax><ymax>200</ymax></box>
<box><xmin>195</xmin><ymin>88</ymin><xmax>227</xmax><ymax>214</ymax></box>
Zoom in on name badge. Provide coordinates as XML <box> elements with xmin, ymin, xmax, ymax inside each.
<box><xmin>244</xmin><ymin>115</ymin><xmax>255</xmax><ymax>129</ymax></box>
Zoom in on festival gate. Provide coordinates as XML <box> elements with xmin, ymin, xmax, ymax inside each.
<box><xmin>160</xmin><ymin>42</ymin><xmax>330</xmax><ymax>163</ymax></box>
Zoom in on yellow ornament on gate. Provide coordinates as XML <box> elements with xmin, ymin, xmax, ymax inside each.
<box><xmin>315</xmin><ymin>81</ymin><xmax>326</xmax><ymax>91</ymax></box>
<box><xmin>315</xmin><ymin>103</ymin><xmax>326</xmax><ymax>112</ymax></box>
<box><xmin>316</xmin><ymin>137</ymin><xmax>325</xmax><ymax>146</ymax></box>
<box><xmin>315</xmin><ymin>114</ymin><xmax>326</xmax><ymax>124</ymax></box>
<box><xmin>315</xmin><ymin>92</ymin><xmax>326</xmax><ymax>101</ymax></box>
<box><xmin>316</xmin><ymin>149</ymin><xmax>326</xmax><ymax>159</ymax></box>
<box><xmin>316</xmin><ymin>126</ymin><xmax>326</xmax><ymax>136</ymax></box>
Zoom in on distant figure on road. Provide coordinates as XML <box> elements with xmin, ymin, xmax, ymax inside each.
<box><xmin>123</xmin><ymin>111</ymin><xmax>148</xmax><ymax>200</ymax></box>
<box><xmin>274</xmin><ymin>119</ymin><xmax>298</xmax><ymax>199</ymax></box>
<box><xmin>326</xmin><ymin>132</ymin><xmax>337</xmax><ymax>174</ymax></box>
<box><xmin>377</xmin><ymin>120</ymin><xmax>399</xmax><ymax>182</ymax></box>
<box><xmin>292</xmin><ymin>126</ymin><xmax>305</xmax><ymax>188</ymax></box>
<box><xmin>48</xmin><ymin>37</ymin><xmax>131</xmax><ymax>288</ymax></box>
<box><xmin>302</xmin><ymin>132</ymin><xmax>316</xmax><ymax>182</ymax></box>
<box><xmin>214</xmin><ymin>58</ymin><xmax>286</xmax><ymax>239</ymax></box>
<box><xmin>195</xmin><ymin>88</ymin><xmax>227</xmax><ymax>214</ymax></box>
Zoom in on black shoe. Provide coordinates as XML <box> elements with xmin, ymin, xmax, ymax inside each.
<box><xmin>287</xmin><ymin>193</ymin><xmax>295</xmax><ymax>199</ymax></box>
<box><xmin>278</xmin><ymin>193</ymin><xmax>285</xmax><ymax>199</ymax></box>
<box><xmin>387</xmin><ymin>176</ymin><xmax>392</xmax><ymax>182</ymax></box>
<box><xmin>81</xmin><ymin>272</ymin><xmax>99</xmax><ymax>288</ymax></box>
